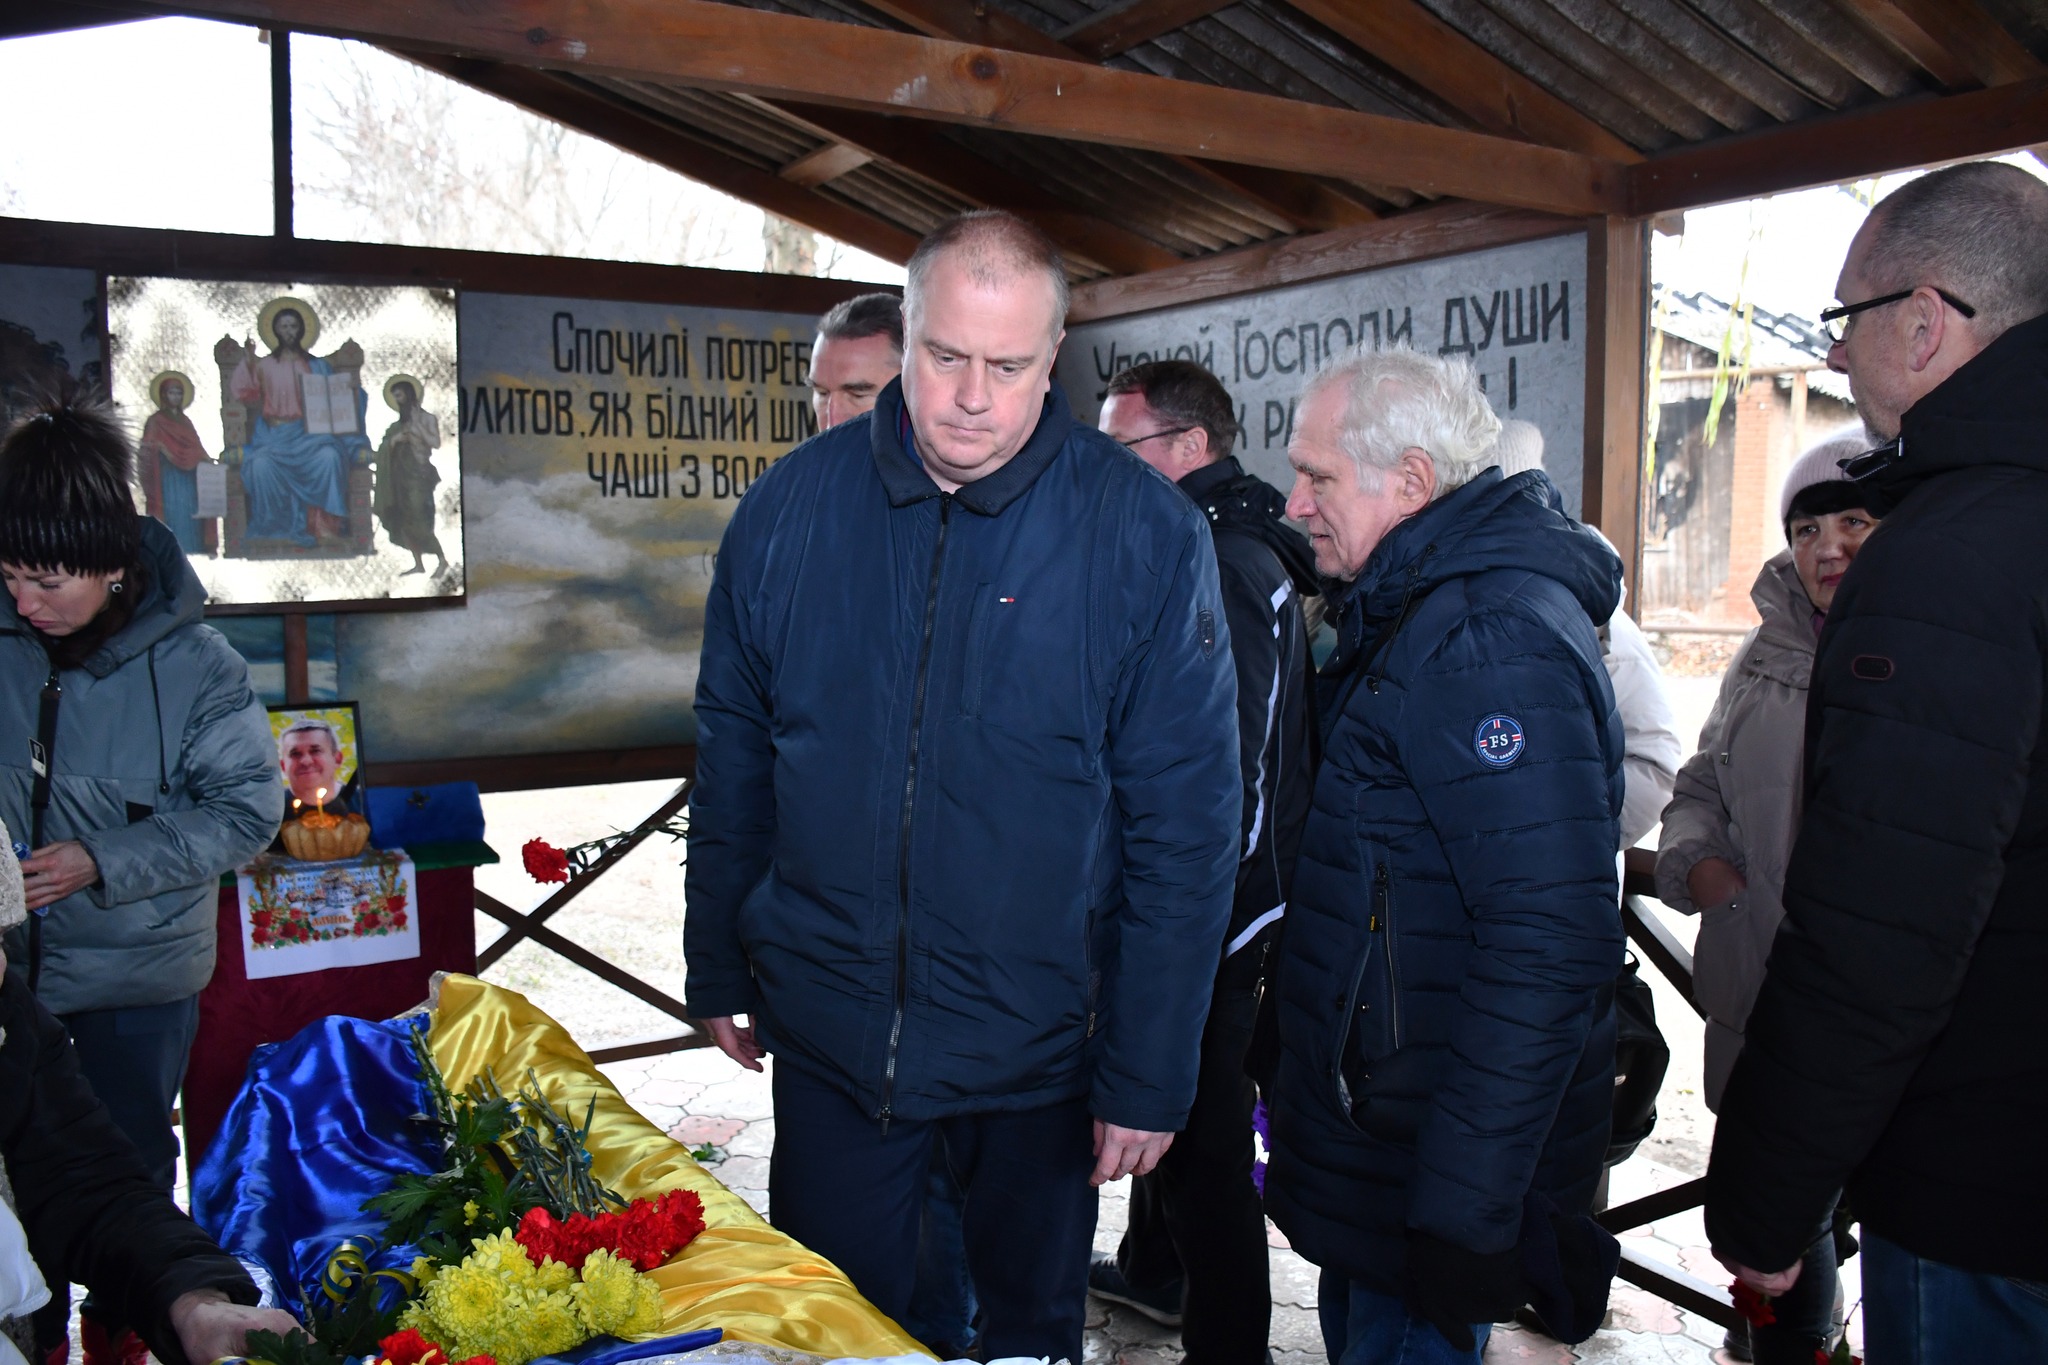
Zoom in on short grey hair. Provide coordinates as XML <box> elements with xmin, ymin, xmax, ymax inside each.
<box><xmin>1488</xmin><ymin>419</ymin><xmax>1546</xmax><ymax>478</ymax></box>
<box><xmin>904</xmin><ymin>210</ymin><xmax>1069</xmax><ymax>342</ymax></box>
<box><xmin>1303</xmin><ymin>348</ymin><xmax>1502</xmax><ymax>498</ymax></box>
<box><xmin>1862</xmin><ymin>161</ymin><xmax>2048</xmax><ymax>339</ymax></box>
<box><xmin>279</xmin><ymin>718</ymin><xmax>342</xmax><ymax>756</ymax></box>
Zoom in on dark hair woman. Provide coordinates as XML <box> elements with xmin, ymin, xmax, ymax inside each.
<box><xmin>0</xmin><ymin>396</ymin><xmax>281</xmax><ymax>1365</ymax></box>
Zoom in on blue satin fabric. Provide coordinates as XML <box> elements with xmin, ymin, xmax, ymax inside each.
<box><xmin>190</xmin><ymin>1015</ymin><xmax>438</xmax><ymax>1310</ymax></box>
<box><xmin>533</xmin><ymin>1329</ymin><xmax>724</xmax><ymax>1365</ymax></box>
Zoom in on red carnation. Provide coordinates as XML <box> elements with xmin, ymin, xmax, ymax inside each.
<box><xmin>1732</xmin><ymin>1281</ymin><xmax>1777</xmax><ymax>1327</ymax></box>
<box><xmin>376</xmin><ymin>1329</ymin><xmax>443</xmax><ymax>1365</ymax></box>
<box><xmin>522</xmin><ymin>839</ymin><xmax>572</xmax><ymax>884</ymax></box>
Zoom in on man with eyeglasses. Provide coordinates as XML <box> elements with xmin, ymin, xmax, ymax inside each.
<box><xmin>1092</xmin><ymin>361</ymin><xmax>1318</xmax><ymax>1365</ymax></box>
<box><xmin>1705</xmin><ymin>160</ymin><xmax>2048</xmax><ymax>1360</ymax></box>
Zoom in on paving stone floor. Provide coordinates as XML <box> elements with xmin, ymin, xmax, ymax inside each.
<box><xmin>596</xmin><ymin>1046</ymin><xmax>1862</xmax><ymax>1365</ymax></box>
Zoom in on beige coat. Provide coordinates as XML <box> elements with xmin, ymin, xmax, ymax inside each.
<box><xmin>1654</xmin><ymin>551</ymin><xmax>1816</xmax><ymax>1110</ymax></box>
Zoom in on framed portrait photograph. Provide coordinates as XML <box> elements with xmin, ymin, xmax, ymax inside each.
<box><xmin>108</xmin><ymin>276</ymin><xmax>463</xmax><ymax>610</ymax></box>
<box><xmin>267</xmin><ymin>700</ymin><xmax>365</xmax><ymax>824</ymax></box>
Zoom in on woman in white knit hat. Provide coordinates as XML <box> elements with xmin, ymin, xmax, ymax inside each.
<box><xmin>1654</xmin><ymin>429</ymin><xmax>1882</xmax><ymax>1363</ymax></box>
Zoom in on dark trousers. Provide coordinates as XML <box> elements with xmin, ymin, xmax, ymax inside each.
<box><xmin>1116</xmin><ymin>959</ymin><xmax>1271</xmax><ymax>1365</ymax></box>
<box><xmin>768</xmin><ymin>1061</ymin><xmax>1098</xmax><ymax>1363</ymax></box>
<box><xmin>32</xmin><ymin>992</ymin><xmax>202</xmax><ymax>1350</ymax></box>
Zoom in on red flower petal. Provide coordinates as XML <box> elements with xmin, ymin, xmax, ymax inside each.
<box><xmin>521</xmin><ymin>839</ymin><xmax>572</xmax><ymax>883</ymax></box>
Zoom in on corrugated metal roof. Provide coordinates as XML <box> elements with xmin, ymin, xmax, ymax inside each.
<box><xmin>453</xmin><ymin>0</ymin><xmax>2048</xmax><ymax>276</ymax></box>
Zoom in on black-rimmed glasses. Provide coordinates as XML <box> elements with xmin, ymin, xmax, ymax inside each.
<box><xmin>1122</xmin><ymin>425</ymin><xmax>1196</xmax><ymax>448</ymax></box>
<box><xmin>1819</xmin><ymin>288</ymin><xmax>1975</xmax><ymax>344</ymax></box>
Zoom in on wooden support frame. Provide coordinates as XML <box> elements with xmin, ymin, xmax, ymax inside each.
<box><xmin>758</xmin><ymin>99</ymin><xmax>1182</xmax><ymax>275</ymax></box>
<box><xmin>472</xmin><ymin>780</ymin><xmax>711</xmax><ymax>1064</ymax></box>
<box><xmin>855</xmin><ymin>0</ymin><xmax>1383</xmax><ymax>233</ymax></box>
<box><xmin>0</xmin><ymin>215</ymin><xmax>869</xmax><ymax>314</ymax></box>
<box><xmin>404</xmin><ymin>54</ymin><xmax>922</xmax><ymax>264</ymax></box>
<box><xmin>168</xmin><ymin>0</ymin><xmax>1624</xmax><ymax>215</ymax></box>
<box><xmin>1280</xmin><ymin>0</ymin><xmax>1641</xmax><ymax>162</ymax></box>
<box><xmin>475</xmin><ymin>780</ymin><xmax>693</xmax><ymax>972</ymax></box>
<box><xmin>1069</xmin><ymin>201</ymin><xmax>1581</xmax><ymax>321</ymax></box>
<box><xmin>1835</xmin><ymin>0</ymin><xmax>2045</xmax><ymax>89</ymax></box>
<box><xmin>1056</xmin><ymin>0</ymin><xmax>1236</xmax><ymax>60</ymax></box>
<box><xmin>1629</xmin><ymin>76</ymin><xmax>2048</xmax><ymax>215</ymax></box>
<box><xmin>1583</xmin><ymin>216</ymin><xmax>1648</xmax><ymax>609</ymax></box>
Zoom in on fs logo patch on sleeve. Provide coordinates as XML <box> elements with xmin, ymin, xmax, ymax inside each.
<box><xmin>1474</xmin><ymin>714</ymin><xmax>1525</xmax><ymax>768</ymax></box>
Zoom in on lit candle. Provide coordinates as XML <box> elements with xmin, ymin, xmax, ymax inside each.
<box><xmin>316</xmin><ymin>786</ymin><xmax>328</xmax><ymax>817</ymax></box>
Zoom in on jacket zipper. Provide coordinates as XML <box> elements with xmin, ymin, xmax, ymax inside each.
<box><xmin>1375</xmin><ymin>862</ymin><xmax>1403</xmax><ymax>1047</ymax></box>
<box><xmin>880</xmin><ymin>492</ymin><xmax>953</xmax><ymax>1132</ymax></box>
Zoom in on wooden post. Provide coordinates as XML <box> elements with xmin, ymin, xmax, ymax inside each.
<box><xmin>282</xmin><ymin>612</ymin><xmax>310</xmax><ymax>703</ymax></box>
<box><xmin>1582</xmin><ymin>216</ymin><xmax>1649</xmax><ymax>616</ymax></box>
<box><xmin>270</xmin><ymin>29</ymin><xmax>293</xmax><ymax>239</ymax></box>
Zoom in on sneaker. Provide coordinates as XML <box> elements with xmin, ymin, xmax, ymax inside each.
<box><xmin>1086</xmin><ymin>1256</ymin><xmax>1183</xmax><ymax>1328</ymax></box>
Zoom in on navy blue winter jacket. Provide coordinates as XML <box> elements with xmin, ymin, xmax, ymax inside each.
<box><xmin>683</xmin><ymin>378</ymin><xmax>1241</xmax><ymax>1131</ymax></box>
<box><xmin>1265</xmin><ymin>469</ymin><xmax>1625</xmax><ymax>1292</ymax></box>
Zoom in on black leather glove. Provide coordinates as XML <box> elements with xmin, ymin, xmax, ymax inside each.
<box><xmin>1402</xmin><ymin>1229</ymin><xmax>1525</xmax><ymax>1352</ymax></box>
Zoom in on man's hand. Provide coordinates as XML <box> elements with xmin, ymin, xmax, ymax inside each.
<box><xmin>1090</xmin><ymin>1120</ymin><xmax>1174</xmax><ymax>1187</ymax></box>
<box><xmin>1403</xmin><ymin>1231</ymin><xmax>1523</xmax><ymax>1352</ymax></box>
<box><xmin>167</xmin><ymin>1289</ymin><xmax>303</xmax><ymax>1365</ymax></box>
<box><xmin>1686</xmin><ymin>856</ymin><xmax>1746</xmax><ymax>909</ymax></box>
<box><xmin>22</xmin><ymin>841</ymin><xmax>98</xmax><ymax>911</ymax></box>
<box><xmin>703</xmin><ymin>1015</ymin><xmax>765</xmax><ymax>1072</ymax></box>
<box><xmin>1714</xmin><ymin>1249</ymin><xmax>1803</xmax><ymax>1297</ymax></box>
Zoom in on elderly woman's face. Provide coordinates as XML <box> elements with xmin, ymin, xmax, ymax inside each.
<box><xmin>1</xmin><ymin>562</ymin><xmax>121</xmax><ymax>636</ymax></box>
<box><xmin>1789</xmin><ymin>508</ymin><xmax>1879</xmax><ymax>613</ymax></box>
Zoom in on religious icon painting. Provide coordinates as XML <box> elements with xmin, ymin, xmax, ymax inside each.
<box><xmin>107</xmin><ymin>276</ymin><xmax>463</xmax><ymax>608</ymax></box>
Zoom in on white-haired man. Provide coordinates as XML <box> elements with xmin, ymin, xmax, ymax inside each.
<box><xmin>1705</xmin><ymin>159</ymin><xmax>2048</xmax><ymax>1359</ymax></box>
<box><xmin>1265</xmin><ymin>349</ymin><xmax>1626</xmax><ymax>1364</ymax></box>
<box><xmin>684</xmin><ymin>211</ymin><xmax>1240</xmax><ymax>1362</ymax></box>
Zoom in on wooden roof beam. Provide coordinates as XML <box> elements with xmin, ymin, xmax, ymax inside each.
<box><xmin>860</xmin><ymin>0</ymin><xmax>1406</xmax><ymax>228</ymax></box>
<box><xmin>1834</xmin><ymin>0</ymin><xmax>2044</xmax><ymax>90</ymax></box>
<box><xmin>1057</xmin><ymin>0</ymin><xmax>1238</xmax><ymax>61</ymax></box>
<box><xmin>176</xmin><ymin>0</ymin><xmax>1622</xmax><ymax>216</ymax></box>
<box><xmin>400</xmin><ymin>53</ymin><xmax>920</xmax><ymax>262</ymax></box>
<box><xmin>1281</xmin><ymin>0</ymin><xmax>1640</xmax><ymax>162</ymax></box>
<box><xmin>778</xmin><ymin>142</ymin><xmax>873</xmax><ymax>188</ymax></box>
<box><xmin>1629</xmin><ymin>76</ymin><xmax>2048</xmax><ymax>215</ymax></box>
<box><xmin>757</xmin><ymin>99</ymin><xmax>1184</xmax><ymax>274</ymax></box>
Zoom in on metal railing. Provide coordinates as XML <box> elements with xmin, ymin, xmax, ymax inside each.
<box><xmin>473</xmin><ymin>779</ymin><xmax>714</xmax><ymax>1065</ymax></box>
<box><xmin>472</xmin><ymin>801</ymin><xmax>1738</xmax><ymax>1328</ymax></box>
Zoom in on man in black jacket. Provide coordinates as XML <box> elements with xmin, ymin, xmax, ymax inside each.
<box><xmin>1705</xmin><ymin>160</ymin><xmax>2048</xmax><ymax>1360</ymax></box>
<box><xmin>1</xmin><ymin>838</ymin><xmax>299</xmax><ymax>1365</ymax></box>
<box><xmin>1089</xmin><ymin>361</ymin><xmax>1317</xmax><ymax>1365</ymax></box>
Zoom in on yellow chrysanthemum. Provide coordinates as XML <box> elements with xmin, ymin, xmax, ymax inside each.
<box><xmin>408</xmin><ymin>1256</ymin><xmax>438</xmax><ymax>1288</ymax></box>
<box><xmin>420</xmin><ymin>1259</ymin><xmax>512</xmax><ymax>1359</ymax></box>
<box><xmin>462</xmin><ymin>1200</ymin><xmax>480</xmax><ymax>1225</ymax></box>
<box><xmin>532</xmin><ymin>1255</ymin><xmax>575</xmax><ymax>1294</ymax></box>
<box><xmin>571</xmin><ymin>1250</ymin><xmax>664</xmax><ymax>1339</ymax></box>
<box><xmin>507</xmin><ymin>1285</ymin><xmax>584</xmax><ymax>1362</ymax></box>
<box><xmin>459</xmin><ymin>1228</ymin><xmax>537</xmax><ymax>1289</ymax></box>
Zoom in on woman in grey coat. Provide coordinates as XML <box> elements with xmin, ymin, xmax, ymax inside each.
<box><xmin>1654</xmin><ymin>432</ymin><xmax>1877</xmax><ymax>1364</ymax></box>
<box><xmin>0</xmin><ymin>398</ymin><xmax>280</xmax><ymax>1365</ymax></box>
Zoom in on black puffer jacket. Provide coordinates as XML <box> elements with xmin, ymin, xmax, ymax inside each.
<box><xmin>1179</xmin><ymin>457</ymin><xmax>1319</xmax><ymax>958</ymax></box>
<box><xmin>1705</xmin><ymin>311</ymin><xmax>2048</xmax><ymax>1280</ymax></box>
<box><xmin>1</xmin><ymin>970</ymin><xmax>257</xmax><ymax>1364</ymax></box>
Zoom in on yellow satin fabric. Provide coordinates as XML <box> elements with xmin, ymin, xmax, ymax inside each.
<box><xmin>424</xmin><ymin>975</ymin><xmax>929</xmax><ymax>1360</ymax></box>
